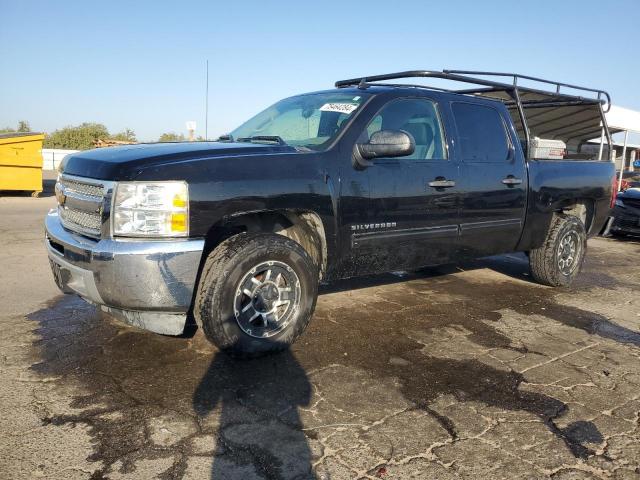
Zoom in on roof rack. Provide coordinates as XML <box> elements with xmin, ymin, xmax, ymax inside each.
<box><xmin>335</xmin><ymin>69</ymin><xmax>611</xmax><ymax>111</ymax></box>
<box><xmin>335</xmin><ymin>70</ymin><xmax>613</xmax><ymax>158</ymax></box>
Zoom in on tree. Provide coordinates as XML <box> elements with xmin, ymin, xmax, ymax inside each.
<box><xmin>110</xmin><ymin>128</ymin><xmax>137</xmax><ymax>142</ymax></box>
<box><xmin>0</xmin><ymin>120</ymin><xmax>31</xmax><ymax>134</ymax></box>
<box><xmin>158</xmin><ymin>132</ymin><xmax>185</xmax><ymax>142</ymax></box>
<box><xmin>44</xmin><ymin>123</ymin><xmax>110</xmax><ymax>150</ymax></box>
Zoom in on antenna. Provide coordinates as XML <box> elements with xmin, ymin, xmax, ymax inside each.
<box><xmin>205</xmin><ymin>60</ymin><xmax>209</xmax><ymax>140</ymax></box>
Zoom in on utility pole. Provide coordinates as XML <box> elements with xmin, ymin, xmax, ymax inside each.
<box><xmin>205</xmin><ymin>60</ymin><xmax>209</xmax><ymax>141</ymax></box>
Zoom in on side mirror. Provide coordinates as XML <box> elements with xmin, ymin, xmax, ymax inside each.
<box><xmin>353</xmin><ymin>130</ymin><xmax>415</xmax><ymax>169</ymax></box>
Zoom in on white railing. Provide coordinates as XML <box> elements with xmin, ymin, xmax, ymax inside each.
<box><xmin>41</xmin><ymin>149</ymin><xmax>79</xmax><ymax>171</ymax></box>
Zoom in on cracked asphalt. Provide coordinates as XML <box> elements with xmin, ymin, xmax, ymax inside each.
<box><xmin>1</xmin><ymin>188</ymin><xmax>640</xmax><ymax>479</ymax></box>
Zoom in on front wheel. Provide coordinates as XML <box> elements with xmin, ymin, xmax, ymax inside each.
<box><xmin>529</xmin><ymin>214</ymin><xmax>587</xmax><ymax>287</ymax></box>
<box><xmin>194</xmin><ymin>232</ymin><xmax>318</xmax><ymax>358</ymax></box>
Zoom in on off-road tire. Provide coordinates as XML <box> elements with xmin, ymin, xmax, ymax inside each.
<box><xmin>529</xmin><ymin>214</ymin><xmax>587</xmax><ymax>287</ymax></box>
<box><xmin>194</xmin><ymin>232</ymin><xmax>318</xmax><ymax>358</ymax></box>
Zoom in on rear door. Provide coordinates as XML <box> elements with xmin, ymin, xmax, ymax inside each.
<box><xmin>451</xmin><ymin>101</ymin><xmax>527</xmax><ymax>258</ymax></box>
<box><xmin>350</xmin><ymin>96</ymin><xmax>460</xmax><ymax>273</ymax></box>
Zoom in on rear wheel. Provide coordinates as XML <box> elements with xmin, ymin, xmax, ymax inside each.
<box><xmin>195</xmin><ymin>232</ymin><xmax>318</xmax><ymax>358</ymax></box>
<box><xmin>529</xmin><ymin>214</ymin><xmax>586</xmax><ymax>287</ymax></box>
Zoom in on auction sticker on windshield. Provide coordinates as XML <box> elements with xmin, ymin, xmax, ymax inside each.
<box><xmin>320</xmin><ymin>103</ymin><xmax>359</xmax><ymax>114</ymax></box>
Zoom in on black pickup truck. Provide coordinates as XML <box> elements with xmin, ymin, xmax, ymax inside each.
<box><xmin>46</xmin><ymin>70</ymin><xmax>616</xmax><ymax>357</ymax></box>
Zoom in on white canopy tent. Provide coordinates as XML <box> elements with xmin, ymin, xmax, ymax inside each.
<box><xmin>603</xmin><ymin>105</ymin><xmax>640</xmax><ymax>190</ymax></box>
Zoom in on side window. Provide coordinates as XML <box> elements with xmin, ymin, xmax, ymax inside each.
<box><xmin>366</xmin><ymin>115</ymin><xmax>383</xmax><ymax>139</ymax></box>
<box><xmin>359</xmin><ymin>98</ymin><xmax>447</xmax><ymax>160</ymax></box>
<box><xmin>451</xmin><ymin>103</ymin><xmax>511</xmax><ymax>163</ymax></box>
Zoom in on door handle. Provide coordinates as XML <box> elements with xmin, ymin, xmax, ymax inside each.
<box><xmin>428</xmin><ymin>178</ymin><xmax>456</xmax><ymax>188</ymax></box>
<box><xmin>502</xmin><ymin>176</ymin><xmax>523</xmax><ymax>186</ymax></box>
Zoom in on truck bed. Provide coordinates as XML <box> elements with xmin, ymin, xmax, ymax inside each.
<box><xmin>517</xmin><ymin>159</ymin><xmax>615</xmax><ymax>251</ymax></box>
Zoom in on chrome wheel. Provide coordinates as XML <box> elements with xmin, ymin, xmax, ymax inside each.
<box><xmin>557</xmin><ymin>231</ymin><xmax>581</xmax><ymax>275</ymax></box>
<box><xmin>234</xmin><ymin>260</ymin><xmax>301</xmax><ymax>338</ymax></box>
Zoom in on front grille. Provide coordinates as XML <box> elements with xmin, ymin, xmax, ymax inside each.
<box><xmin>612</xmin><ymin>214</ymin><xmax>640</xmax><ymax>231</ymax></box>
<box><xmin>62</xmin><ymin>178</ymin><xmax>104</xmax><ymax>198</ymax></box>
<box><xmin>57</xmin><ymin>175</ymin><xmax>107</xmax><ymax>238</ymax></box>
<box><xmin>59</xmin><ymin>207</ymin><xmax>102</xmax><ymax>231</ymax></box>
<box><xmin>621</xmin><ymin>198</ymin><xmax>640</xmax><ymax>209</ymax></box>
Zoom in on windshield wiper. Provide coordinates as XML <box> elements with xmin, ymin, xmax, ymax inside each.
<box><xmin>217</xmin><ymin>134</ymin><xmax>234</xmax><ymax>142</ymax></box>
<box><xmin>236</xmin><ymin>135</ymin><xmax>287</xmax><ymax>146</ymax></box>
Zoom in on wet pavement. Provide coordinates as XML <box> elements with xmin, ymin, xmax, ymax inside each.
<box><xmin>1</xmin><ymin>193</ymin><xmax>640</xmax><ymax>479</ymax></box>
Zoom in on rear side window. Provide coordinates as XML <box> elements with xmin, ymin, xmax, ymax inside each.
<box><xmin>452</xmin><ymin>103</ymin><xmax>510</xmax><ymax>162</ymax></box>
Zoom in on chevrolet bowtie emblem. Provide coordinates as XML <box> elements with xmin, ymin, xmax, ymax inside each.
<box><xmin>55</xmin><ymin>183</ymin><xmax>67</xmax><ymax>206</ymax></box>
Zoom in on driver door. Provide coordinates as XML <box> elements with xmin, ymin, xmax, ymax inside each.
<box><xmin>348</xmin><ymin>97</ymin><xmax>460</xmax><ymax>274</ymax></box>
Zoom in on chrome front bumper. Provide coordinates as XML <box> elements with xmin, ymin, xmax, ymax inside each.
<box><xmin>45</xmin><ymin>209</ymin><xmax>205</xmax><ymax>335</ymax></box>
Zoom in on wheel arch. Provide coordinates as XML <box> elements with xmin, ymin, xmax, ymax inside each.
<box><xmin>556</xmin><ymin>198</ymin><xmax>595</xmax><ymax>234</ymax></box>
<box><xmin>200</xmin><ymin>209</ymin><xmax>328</xmax><ymax>280</ymax></box>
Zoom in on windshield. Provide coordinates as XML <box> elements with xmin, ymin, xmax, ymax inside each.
<box><xmin>228</xmin><ymin>92</ymin><xmax>369</xmax><ymax>151</ymax></box>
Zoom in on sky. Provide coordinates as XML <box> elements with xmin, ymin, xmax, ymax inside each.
<box><xmin>1</xmin><ymin>0</ymin><xmax>639</xmax><ymax>142</ymax></box>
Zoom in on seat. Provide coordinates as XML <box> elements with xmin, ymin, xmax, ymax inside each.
<box><xmin>400</xmin><ymin>122</ymin><xmax>434</xmax><ymax>160</ymax></box>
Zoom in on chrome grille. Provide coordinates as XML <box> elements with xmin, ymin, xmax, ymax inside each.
<box><xmin>61</xmin><ymin>178</ymin><xmax>104</xmax><ymax>198</ymax></box>
<box><xmin>56</xmin><ymin>175</ymin><xmax>106</xmax><ymax>238</ymax></box>
<box><xmin>59</xmin><ymin>207</ymin><xmax>102</xmax><ymax>231</ymax></box>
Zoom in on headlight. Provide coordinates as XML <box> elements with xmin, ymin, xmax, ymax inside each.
<box><xmin>615</xmin><ymin>198</ymin><xmax>625</xmax><ymax>208</ymax></box>
<box><xmin>113</xmin><ymin>181</ymin><xmax>189</xmax><ymax>237</ymax></box>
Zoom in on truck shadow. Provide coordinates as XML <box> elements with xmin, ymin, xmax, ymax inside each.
<box><xmin>193</xmin><ymin>348</ymin><xmax>314</xmax><ymax>479</ymax></box>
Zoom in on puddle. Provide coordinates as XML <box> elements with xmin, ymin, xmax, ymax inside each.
<box><xmin>26</xmin><ymin>247</ymin><xmax>639</xmax><ymax>477</ymax></box>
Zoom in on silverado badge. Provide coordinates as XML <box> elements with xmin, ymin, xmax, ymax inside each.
<box><xmin>351</xmin><ymin>222</ymin><xmax>397</xmax><ymax>231</ymax></box>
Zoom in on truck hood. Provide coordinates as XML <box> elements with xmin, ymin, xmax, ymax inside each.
<box><xmin>619</xmin><ymin>187</ymin><xmax>640</xmax><ymax>200</ymax></box>
<box><xmin>60</xmin><ymin>141</ymin><xmax>297</xmax><ymax>180</ymax></box>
